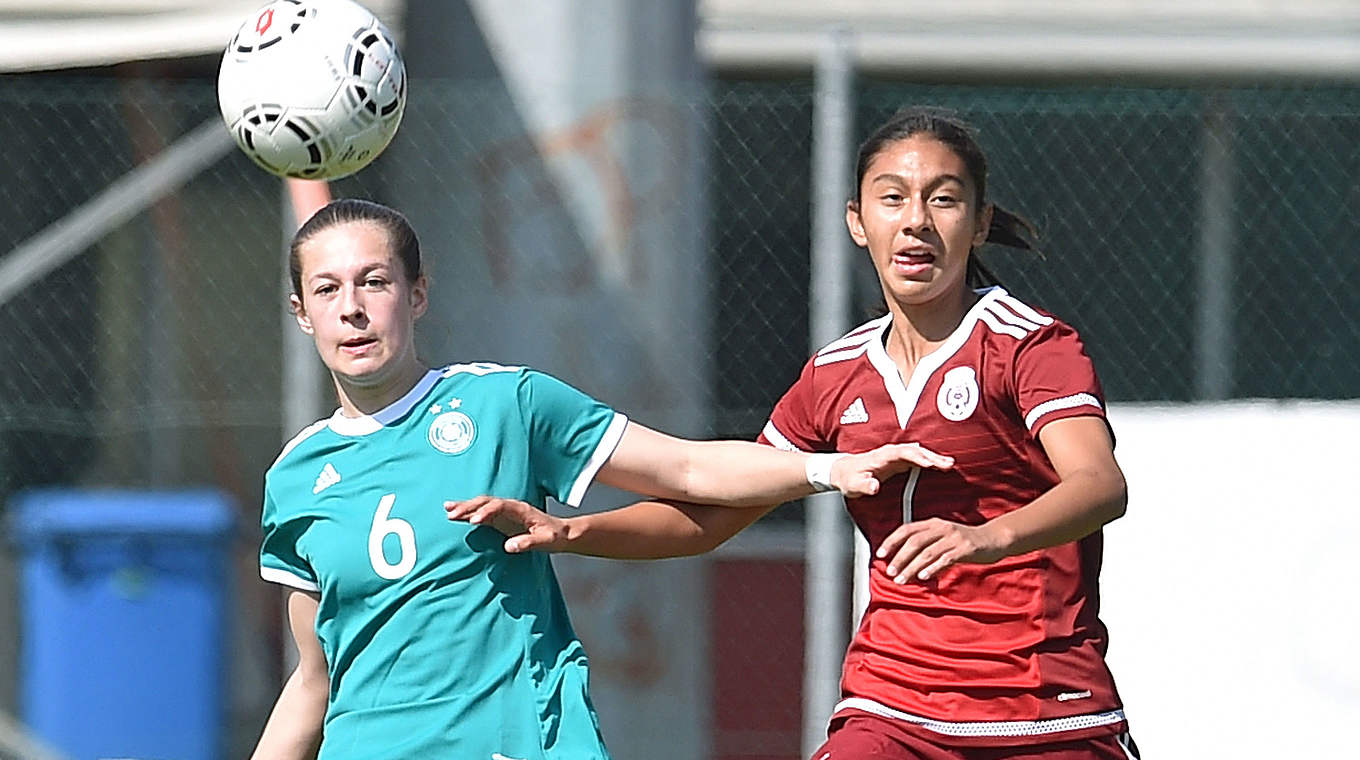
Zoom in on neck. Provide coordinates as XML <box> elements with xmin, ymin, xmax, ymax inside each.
<box><xmin>883</xmin><ymin>284</ymin><xmax>979</xmax><ymax>369</ymax></box>
<box><xmin>333</xmin><ymin>361</ymin><xmax>430</xmax><ymax>418</ymax></box>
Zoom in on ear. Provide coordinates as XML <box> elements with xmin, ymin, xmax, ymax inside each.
<box><xmin>290</xmin><ymin>294</ymin><xmax>314</xmax><ymax>335</ymax></box>
<box><xmin>973</xmin><ymin>203</ymin><xmax>994</xmax><ymax>248</ymax></box>
<box><xmin>410</xmin><ymin>275</ymin><xmax>429</xmax><ymax>320</ymax></box>
<box><xmin>845</xmin><ymin>200</ymin><xmax>868</xmax><ymax>247</ymax></box>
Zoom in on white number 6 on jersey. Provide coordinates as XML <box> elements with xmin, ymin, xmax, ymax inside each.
<box><xmin>369</xmin><ymin>493</ymin><xmax>416</xmax><ymax>579</ymax></box>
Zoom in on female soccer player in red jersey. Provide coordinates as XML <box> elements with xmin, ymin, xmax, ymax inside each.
<box><xmin>448</xmin><ymin>107</ymin><xmax>1139</xmax><ymax>760</ymax></box>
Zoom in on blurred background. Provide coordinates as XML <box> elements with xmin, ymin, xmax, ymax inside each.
<box><xmin>0</xmin><ymin>1</ymin><xmax>1356</xmax><ymax>759</ymax></box>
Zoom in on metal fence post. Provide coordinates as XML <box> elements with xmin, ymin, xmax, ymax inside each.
<box><xmin>804</xmin><ymin>25</ymin><xmax>854</xmax><ymax>759</ymax></box>
<box><xmin>1196</xmin><ymin>96</ymin><xmax>1236</xmax><ymax>400</ymax></box>
<box><xmin>278</xmin><ymin>180</ymin><xmax>330</xmax><ymax>676</ymax></box>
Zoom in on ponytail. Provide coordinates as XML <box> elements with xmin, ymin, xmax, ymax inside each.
<box><xmin>986</xmin><ymin>206</ymin><xmax>1040</xmax><ymax>253</ymax></box>
<box><xmin>969</xmin><ymin>205</ymin><xmax>1043</xmax><ymax>289</ymax></box>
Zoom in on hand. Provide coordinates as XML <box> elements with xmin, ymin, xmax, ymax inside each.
<box><xmin>444</xmin><ymin>496</ymin><xmax>569</xmax><ymax>553</ymax></box>
<box><xmin>830</xmin><ymin>443</ymin><xmax>955</xmax><ymax>497</ymax></box>
<box><xmin>876</xmin><ymin>518</ymin><xmax>1009</xmax><ymax>583</ymax></box>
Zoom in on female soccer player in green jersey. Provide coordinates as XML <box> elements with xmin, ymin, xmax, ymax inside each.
<box><xmin>249</xmin><ymin>198</ymin><xmax>954</xmax><ymax>760</ymax></box>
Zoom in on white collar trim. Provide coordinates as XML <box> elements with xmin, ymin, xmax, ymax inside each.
<box><xmin>865</xmin><ymin>287</ymin><xmax>1005</xmax><ymax>429</ymax></box>
<box><xmin>326</xmin><ymin>369</ymin><xmax>442</xmax><ymax>436</ymax></box>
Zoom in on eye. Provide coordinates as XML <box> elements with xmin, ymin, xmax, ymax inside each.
<box><xmin>313</xmin><ymin>283</ymin><xmax>338</xmax><ymax>296</ymax></box>
<box><xmin>879</xmin><ymin>192</ymin><xmax>904</xmax><ymax>205</ymax></box>
<box><xmin>364</xmin><ymin>276</ymin><xmax>389</xmax><ymax>289</ymax></box>
<box><xmin>930</xmin><ymin>192</ymin><xmax>960</xmax><ymax>207</ymax></box>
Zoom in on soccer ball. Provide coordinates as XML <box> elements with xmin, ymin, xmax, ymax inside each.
<box><xmin>217</xmin><ymin>0</ymin><xmax>406</xmax><ymax>180</ymax></box>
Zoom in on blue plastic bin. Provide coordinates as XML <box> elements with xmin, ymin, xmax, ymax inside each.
<box><xmin>10</xmin><ymin>489</ymin><xmax>234</xmax><ymax>760</ymax></box>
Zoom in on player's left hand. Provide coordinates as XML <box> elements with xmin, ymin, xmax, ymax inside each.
<box><xmin>876</xmin><ymin>518</ymin><xmax>1009</xmax><ymax>583</ymax></box>
<box><xmin>831</xmin><ymin>443</ymin><xmax>954</xmax><ymax>497</ymax></box>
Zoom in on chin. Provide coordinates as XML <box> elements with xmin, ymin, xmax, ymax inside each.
<box><xmin>890</xmin><ymin>273</ymin><xmax>969</xmax><ymax>302</ymax></box>
<box><xmin>889</xmin><ymin>283</ymin><xmax>939</xmax><ymax>302</ymax></box>
<box><xmin>330</xmin><ymin>359</ymin><xmax>392</xmax><ymax>387</ymax></box>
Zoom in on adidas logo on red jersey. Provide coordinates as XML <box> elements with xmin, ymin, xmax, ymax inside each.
<box><xmin>840</xmin><ymin>398</ymin><xmax>869</xmax><ymax>424</ymax></box>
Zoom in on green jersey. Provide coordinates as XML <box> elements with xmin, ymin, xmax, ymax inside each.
<box><xmin>260</xmin><ymin>363</ymin><xmax>625</xmax><ymax>759</ymax></box>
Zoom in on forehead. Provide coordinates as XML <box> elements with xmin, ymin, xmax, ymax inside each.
<box><xmin>863</xmin><ymin>134</ymin><xmax>973</xmax><ymax>186</ymax></box>
<box><xmin>296</xmin><ymin>222</ymin><xmax>395</xmax><ymax>276</ymax></box>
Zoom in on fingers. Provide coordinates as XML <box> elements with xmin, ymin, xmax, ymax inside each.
<box><xmin>876</xmin><ymin>519</ymin><xmax>968</xmax><ymax>583</ymax></box>
<box><xmin>861</xmin><ymin>443</ymin><xmax>953</xmax><ymax>474</ymax></box>
<box><xmin>446</xmin><ymin>497</ymin><xmax>540</xmax><ymax>543</ymax></box>
<box><xmin>914</xmin><ymin>551</ymin><xmax>959</xmax><ymax>582</ymax></box>
<box><xmin>445</xmin><ymin>497</ymin><xmax>503</xmax><ymax>526</ymax></box>
<box><xmin>877</xmin><ymin>523</ymin><xmax>926</xmax><ymax>579</ymax></box>
<box><xmin>504</xmin><ymin>529</ymin><xmax>557</xmax><ymax>554</ymax></box>
<box><xmin>447</xmin><ymin>497</ymin><xmax>570</xmax><ymax>553</ymax></box>
<box><xmin>891</xmin><ymin>542</ymin><xmax>955</xmax><ymax>584</ymax></box>
<box><xmin>842</xmin><ymin>444</ymin><xmax>953</xmax><ymax>492</ymax></box>
<box><xmin>840</xmin><ymin>475</ymin><xmax>881</xmax><ymax>498</ymax></box>
<box><xmin>830</xmin><ymin>444</ymin><xmax>951</xmax><ymax>497</ymax></box>
<box><xmin>890</xmin><ymin>442</ymin><xmax>954</xmax><ymax>470</ymax></box>
<box><xmin>444</xmin><ymin>495</ymin><xmax>495</xmax><ymax>522</ymax></box>
<box><xmin>876</xmin><ymin>522</ymin><xmax>914</xmax><ymax>563</ymax></box>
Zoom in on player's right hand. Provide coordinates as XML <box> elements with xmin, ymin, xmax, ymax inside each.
<box><xmin>444</xmin><ymin>496</ymin><xmax>568</xmax><ymax>553</ymax></box>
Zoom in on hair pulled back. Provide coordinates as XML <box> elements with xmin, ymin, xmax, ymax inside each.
<box><xmin>853</xmin><ymin>106</ymin><xmax>1040</xmax><ymax>288</ymax></box>
<box><xmin>289</xmin><ymin>198</ymin><xmax>421</xmax><ymax>296</ymax></box>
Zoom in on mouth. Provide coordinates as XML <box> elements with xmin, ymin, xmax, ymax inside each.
<box><xmin>339</xmin><ymin>336</ymin><xmax>377</xmax><ymax>354</ymax></box>
<box><xmin>891</xmin><ymin>247</ymin><xmax>936</xmax><ymax>275</ymax></box>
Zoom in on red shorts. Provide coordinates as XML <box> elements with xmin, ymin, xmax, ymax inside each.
<box><xmin>810</xmin><ymin>714</ymin><xmax>1140</xmax><ymax>760</ymax></box>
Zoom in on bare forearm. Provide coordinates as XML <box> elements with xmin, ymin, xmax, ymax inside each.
<box><xmin>625</xmin><ymin>438</ymin><xmax>818</xmax><ymax>507</ymax></box>
<box><xmin>598</xmin><ymin>424</ymin><xmax>952</xmax><ymax>507</ymax></box>
<box><xmin>561</xmin><ymin>500</ymin><xmax>770</xmax><ymax>559</ymax></box>
<box><xmin>988</xmin><ymin>467</ymin><xmax>1127</xmax><ymax>556</ymax></box>
<box><xmin>251</xmin><ymin>666</ymin><xmax>328</xmax><ymax>760</ymax></box>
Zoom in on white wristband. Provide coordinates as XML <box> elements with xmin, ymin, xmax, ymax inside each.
<box><xmin>805</xmin><ymin>453</ymin><xmax>847</xmax><ymax>492</ymax></box>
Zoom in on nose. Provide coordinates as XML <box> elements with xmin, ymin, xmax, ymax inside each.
<box><xmin>339</xmin><ymin>284</ymin><xmax>366</xmax><ymax>324</ymax></box>
<box><xmin>902</xmin><ymin>197</ymin><xmax>932</xmax><ymax>234</ymax></box>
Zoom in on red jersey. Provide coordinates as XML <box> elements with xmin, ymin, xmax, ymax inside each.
<box><xmin>759</xmin><ymin>287</ymin><xmax>1126</xmax><ymax>747</ymax></box>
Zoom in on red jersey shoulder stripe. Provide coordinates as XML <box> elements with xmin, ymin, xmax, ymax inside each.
<box><xmin>995</xmin><ymin>293</ymin><xmax>1055</xmax><ymax>327</ymax></box>
<box><xmin>814</xmin><ymin>314</ymin><xmax>891</xmax><ymax>366</ymax></box>
<box><xmin>978</xmin><ymin>299</ymin><xmax>1050</xmax><ymax>340</ymax></box>
<box><xmin>978</xmin><ymin>307</ymin><xmax>1030</xmax><ymax>339</ymax></box>
<box><xmin>1023</xmin><ymin>392</ymin><xmax>1103</xmax><ymax>430</ymax></box>
<box><xmin>987</xmin><ymin>300</ymin><xmax>1050</xmax><ymax>332</ymax></box>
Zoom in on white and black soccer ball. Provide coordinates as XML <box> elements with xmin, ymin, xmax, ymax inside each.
<box><xmin>218</xmin><ymin>0</ymin><xmax>407</xmax><ymax>180</ymax></box>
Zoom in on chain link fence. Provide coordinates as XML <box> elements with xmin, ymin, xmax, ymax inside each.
<box><xmin>0</xmin><ymin>76</ymin><xmax>1356</xmax><ymax>758</ymax></box>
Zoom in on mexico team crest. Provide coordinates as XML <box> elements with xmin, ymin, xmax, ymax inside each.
<box><xmin>428</xmin><ymin>405</ymin><xmax>476</xmax><ymax>455</ymax></box>
<box><xmin>937</xmin><ymin>366</ymin><xmax>979</xmax><ymax>421</ymax></box>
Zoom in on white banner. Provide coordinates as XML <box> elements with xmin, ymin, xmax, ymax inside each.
<box><xmin>1102</xmin><ymin>401</ymin><xmax>1360</xmax><ymax>758</ymax></box>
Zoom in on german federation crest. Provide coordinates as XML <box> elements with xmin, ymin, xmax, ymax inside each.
<box><xmin>427</xmin><ymin>399</ymin><xmax>476</xmax><ymax>455</ymax></box>
<box><xmin>937</xmin><ymin>366</ymin><xmax>979</xmax><ymax>422</ymax></box>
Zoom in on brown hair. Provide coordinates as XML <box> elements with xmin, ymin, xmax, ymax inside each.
<box><xmin>289</xmin><ymin>198</ymin><xmax>421</xmax><ymax>296</ymax></box>
<box><xmin>852</xmin><ymin>106</ymin><xmax>1041</xmax><ymax>288</ymax></box>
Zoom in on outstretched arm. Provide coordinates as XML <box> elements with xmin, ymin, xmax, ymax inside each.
<box><xmin>875</xmin><ymin>416</ymin><xmax>1127</xmax><ymax>583</ymax></box>
<box><xmin>447</xmin><ymin>496</ymin><xmax>777</xmax><ymax>559</ymax></box>
<box><xmin>595</xmin><ymin>422</ymin><xmax>953</xmax><ymax>507</ymax></box>
<box><xmin>449</xmin><ymin>427</ymin><xmax>951</xmax><ymax>559</ymax></box>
